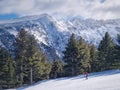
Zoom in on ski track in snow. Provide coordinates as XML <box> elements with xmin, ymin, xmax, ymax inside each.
<box><xmin>17</xmin><ymin>70</ymin><xmax>120</xmax><ymax>90</ymax></box>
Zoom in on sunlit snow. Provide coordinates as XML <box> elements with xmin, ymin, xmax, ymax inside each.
<box><xmin>18</xmin><ymin>70</ymin><xmax>120</xmax><ymax>90</ymax></box>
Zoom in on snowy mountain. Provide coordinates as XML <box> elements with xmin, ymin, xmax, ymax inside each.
<box><xmin>17</xmin><ymin>70</ymin><xmax>120</xmax><ymax>90</ymax></box>
<box><xmin>0</xmin><ymin>14</ymin><xmax>120</xmax><ymax>60</ymax></box>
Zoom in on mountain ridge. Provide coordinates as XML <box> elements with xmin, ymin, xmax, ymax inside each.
<box><xmin>0</xmin><ymin>14</ymin><xmax>120</xmax><ymax>60</ymax></box>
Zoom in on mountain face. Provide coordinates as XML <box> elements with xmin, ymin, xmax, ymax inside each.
<box><xmin>0</xmin><ymin>14</ymin><xmax>120</xmax><ymax>60</ymax></box>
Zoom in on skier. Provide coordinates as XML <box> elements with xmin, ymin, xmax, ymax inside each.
<box><xmin>84</xmin><ymin>72</ymin><xmax>88</xmax><ymax>79</ymax></box>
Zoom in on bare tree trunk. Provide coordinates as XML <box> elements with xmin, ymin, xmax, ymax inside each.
<box><xmin>72</xmin><ymin>58</ymin><xmax>74</xmax><ymax>76</ymax></box>
<box><xmin>72</xmin><ymin>67</ymin><xmax>74</xmax><ymax>76</ymax></box>
<box><xmin>30</xmin><ymin>67</ymin><xmax>33</xmax><ymax>84</ymax></box>
<box><xmin>20</xmin><ymin>65</ymin><xmax>23</xmax><ymax>85</ymax></box>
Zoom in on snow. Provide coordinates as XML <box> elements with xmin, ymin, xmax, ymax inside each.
<box><xmin>6</xmin><ymin>29</ymin><xmax>18</xmax><ymax>36</ymax></box>
<box><xmin>0</xmin><ymin>14</ymin><xmax>51</xmax><ymax>24</ymax></box>
<box><xmin>17</xmin><ymin>70</ymin><xmax>120</xmax><ymax>90</ymax></box>
<box><xmin>0</xmin><ymin>14</ymin><xmax>120</xmax><ymax>59</ymax></box>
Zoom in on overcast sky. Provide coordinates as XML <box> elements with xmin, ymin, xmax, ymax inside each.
<box><xmin>0</xmin><ymin>0</ymin><xmax>120</xmax><ymax>20</ymax></box>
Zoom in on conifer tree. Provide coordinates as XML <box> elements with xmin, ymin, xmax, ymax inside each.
<box><xmin>63</xmin><ymin>34</ymin><xmax>91</xmax><ymax>76</ymax></box>
<box><xmin>89</xmin><ymin>44</ymin><xmax>99</xmax><ymax>72</ymax></box>
<box><xmin>98</xmin><ymin>32</ymin><xmax>115</xmax><ymax>71</ymax></box>
<box><xmin>0</xmin><ymin>46</ymin><xmax>15</xmax><ymax>89</ymax></box>
<box><xmin>26</xmin><ymin>34</ymin><xmax>51</xmax><ymax>83</ymax></box>
<box><xmin>76</xmin><ymin>37</ymin><xmax>91</xmax><ymax>74</ymax></box>
<box><xmin>14</xmin><ymin>29</ymin><xmax>29</xmax><ymax>85</ymax></box>
<box><xmin>32</xmin><ymin>53</ymin><xmax>51</xmax><ymax>82</ymax></box>
<box><xmin>113</xmin><ymin>34</ymin><xmax>120</xmax><ymax>69</ymax></box>
<box><xmin>63</xmin><ymin>33</ymin><xmax>78</xmax><ymax>76</ymax></box>
<box><xmin>15</xmin><ymin>29</ymin><xmax>51</xmax><ymax>85</ymax></box>
<box><xmin>50</xmin><ymin>59</ymin><xmax>64</xmax><ymax>79</ymax></box>
<box><xmin>26</xmin><ymin>34</ymin><xmax>42</xmax><ymax>84</ymax></box>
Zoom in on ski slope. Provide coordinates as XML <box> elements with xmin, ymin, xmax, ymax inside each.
<box><xmin>17</xmin><ymin>70</ymin><xmax>120</xmax><ymax>90</ymax></box>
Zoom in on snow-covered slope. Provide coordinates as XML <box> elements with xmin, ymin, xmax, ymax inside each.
<box><xmin>17</xmin><ymin>70</ymin><xmax>120</xmax><ymax>90</ymax></box>
<box><xmin>0</xmin><ymin>14</ymin><xmax>120</xmax><ymax>59</ymax></box>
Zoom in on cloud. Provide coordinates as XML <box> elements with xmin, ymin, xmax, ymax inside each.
<box><xmin>0</xmin><ymin>0</ymin><xmax>120</xmax><ymax>20</ymax></box>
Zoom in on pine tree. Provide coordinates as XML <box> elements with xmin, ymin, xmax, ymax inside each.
<box><xmin>14</xmin><ymin>29</ymin><xmax>29</xmax><ymax>85</ymax></box>
<box><xmin>98</xmin><ymin>32</ymin><xmax>115</xmax><ymax>71</ymax></box>
<box><xmin>26</xmin><ymin>34</ymin><xmax>51</xmax><ymax>83</ymax></box>
<box><xmin>50</xmin><ymin>59</ymin><xmax>64</xmax><ymax>79</ymax></box>
<box><xmin>15</xmin><ymin>29</ymin><xmax>51</xmax><ymax>85</ymax></box>
<box><xmin>113</xmin><ymin>34</ymin><xmax>120</xmax><ymax>69</ymax></box>
<box><xmin>39</xmin><ymin>56</ymin><xmax>51</xmax><ymax>80</ymax></box>
<box><xmin>0</xmin><ymin>46</ymin><xmax>15</xmax><ymax>89</ymax></box>
<box><xmin>63</xmin><ymin>33</ymin><xmax>78</xmax><ymax>76</ymax></box>
<box><xmin>76</xmin><ymin>37</ymin><xmax>91</xmax><ymax>74</ymax></box>
<box><xmin>29</xmin><ymin>52</ymin><xmax>51</xmax><ymax>82</ymax></box>
<box><xmin>63</xmin><ymin>34</ymin><xmax>91</xmax><ymax>76</ymax></box>
<box><xmin>89</xmin><ymin>44</ymin><xmax>99</xmax><ymax>72</ymax></box>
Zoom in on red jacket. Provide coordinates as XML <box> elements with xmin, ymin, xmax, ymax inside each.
<box><xmin>85</xmin><ymin>72</ymin><xmax>88</xmax><ymax>76</ymax></box>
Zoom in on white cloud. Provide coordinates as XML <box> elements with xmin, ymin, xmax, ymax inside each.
<box><xmin>0</xmin><ymin>0</ymin><xmax>120</xmax><ymax>20</ymax></box>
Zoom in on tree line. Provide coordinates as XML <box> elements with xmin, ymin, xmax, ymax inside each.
<box><xmin>0</xmin><ymin>29</ymin><xmax>51</xmax><ymax>89</ymax></box>
<box><xmin>0</xmin><ymin>29</ymin><xmax>120</xmax><ymax>89</ymax></box>
<box><xmin>63</xmin><ymin>32</ymin><xmax>120</xmax><ymax>76</ymax></box>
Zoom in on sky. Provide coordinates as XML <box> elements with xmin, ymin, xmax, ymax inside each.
<box><xmin>0</xmin><ymin>0</ymin><xmax>120</xmax><ymax>20</ymax></box>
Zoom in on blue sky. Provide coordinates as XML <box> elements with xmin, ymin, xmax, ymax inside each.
<box><xmin>0</xmin><ymin>13</ymin><xmax>18</xmax><ymax>20</ymax></box>
<box><xmin>0</xmin><ymin>0</ymin><xmax>120</xmax><ymax>20</ymax></box>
